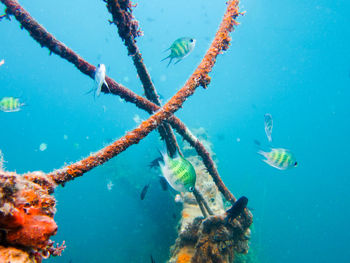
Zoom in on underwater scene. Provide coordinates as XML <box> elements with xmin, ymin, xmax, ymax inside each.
<box><xmin>0</xmin><ymin>0</ymin><xmax>350</xmax><ymax>262</ymax></box>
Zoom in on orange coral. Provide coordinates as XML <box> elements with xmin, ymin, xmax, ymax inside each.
<box><xmin>177</xmin><ymin>252</ymin><xmax>192</xmax><ymax>263</ymax></box>
<box><xmin>0</xmin><ymin>171</ymin><xmax>57</xmax><ymax>250</ymax></box>
<box><xmin>7</xmin><ymin>213</ymin><xmax>57</xmax><ymax>249</ymax></box>
<box><xmin>182</xmin><ymin>212</ymin><xmax>190</xmax><ymax>218</ymax></box>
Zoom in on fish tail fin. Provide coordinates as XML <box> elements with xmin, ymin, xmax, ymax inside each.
<box><xmin>161</xmin><ymin>55</ymin><xmax>170</xmax><ymax>62</ymax></box>
<box><xmin>174</xmin><ymin>59</ymin><xmax>182</xmax><ymax>65</ymax></box>
<box><xmin>257</xmin><ymin>149</ymin><xmax>268</xmax><ymax>159</ymax></box>
<box><xmin>267</xmin><ymin>135</ymin><xmax>272</xmax><ymax>143</ymax></box>
<box><xmin>167</xmin><ymin>58</ymin><xmax>173</xmax><ymax>67</ymax></box>
<box><xmin>84</xmin><ymin>89</ymin><xmax>94</xmax><ymax>95</ymax></box>
<box><xmin>158</xmin><ymin>149</ymin><xmax>168</xmax><ymax>162</ymax></box>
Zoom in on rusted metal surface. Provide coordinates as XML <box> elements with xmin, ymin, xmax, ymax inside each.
<box><xmin>105</xmin><ymin>0</ymin><xmax>182</xmax><ymax>157</ymax></box>
<box><xmin>0</xmin><ymin>0</ymin><xmax>236</xmax><ymax>203</ymax></box>
<box><xmin>0</xmin><ymin>1</ymin><xmax>250</xmax><ymax>262</ymax></box>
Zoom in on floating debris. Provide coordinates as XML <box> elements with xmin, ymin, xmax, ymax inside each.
<box><xmin>0</xmin><ymin>59</ymin><xmax>4</xmax><ymax>67</ymax></box>
<box><xmin>39</xmin><ymin>143</ymin><xmax>48</xmax><ymax>152</ymax></box>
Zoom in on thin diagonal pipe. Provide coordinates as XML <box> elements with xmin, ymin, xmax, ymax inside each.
<box><xmin>105</xmin><ymin>0</ymin><xmax>181</xmax><ymax>157</ymax></box>
<box><xmin>0</xmin><ymin>0</ymin><xmax>237</xmax><ymax>204</ymax></box>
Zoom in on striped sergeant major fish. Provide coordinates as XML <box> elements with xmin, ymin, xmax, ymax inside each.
<box><xmin>258</xmin><ymin>148</ymin><xmax>298</xmax><ymax>170</ymax></box>
<box><xmin>0</xmin><ymin>97</ymin><xmax>25</xmax><ymax>112</ymax></box>
<box><xmin>162</xmin><ymin>37</ymin><xmax>196</xmax><ymax>67</ymax></box>
<box><xmin>159</xmin><ymin>151</ymin><xmax>196</xmax><ymax>192</ymax></box>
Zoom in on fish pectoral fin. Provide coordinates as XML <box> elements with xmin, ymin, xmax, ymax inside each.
<box><xmin>167</xmin><ymin>58</ymin><xmax>173</xmax><ymax>67</ymax></box>
<box><xmin>174</xmin><ymin>59</ymin><xmax>182</xmax><ymax>65</ymax></box>
<box><xmin>262</xmin><ymin>159</ymin><xmax>285</xmax><ymax>170</ymax></box>
<box><xmin>103</xmin><ymin>80</ymin><xmax>111</xmax><ymax>93</ymax></box>
<box><xmin>84</xmin><ymin>88</ymin><xmax>95</xmax><ymax>95</ymax></box>
<box><xmin>161</xmin><ymin>55</ymin><xmax>170</xmax><ymax>62</ymax></box>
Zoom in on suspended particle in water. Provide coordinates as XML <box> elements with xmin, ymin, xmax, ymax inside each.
<box><xmin>160</xmin><ymin>74</ymin><xmax>167</xmax><ymax>82</ymax></box>
<box><xmin>63</xmin><ymin>134</ymin><xmax>68</xmax><ymax>140</ymax></box>
<box><xmin>73</xmin><ymin>143</ymin><xmax>80</xmax><ymax>149</ymax></box>
<box><xmin>39</xmin><ymin>143</ymin><xmax>47</xmax><ymax>151</ymax></box>
<box><xmin>0</xmin><ymin>59</ymin><xmax>4</xmax><ymax>67</ymax></box>
<box><xmin>133</xmin><ymin>114</ymin><xmax>142</xmax><ymax>124</ymax></box>
<box><xmin>175</xmin><ymin>194</ymin><xmax>183</xmax><ymax>203</ymax></box>
<box><xmin>107</xmin><ymin>180</ymin><xmax>114</xmax><ymax>191</ymax></box>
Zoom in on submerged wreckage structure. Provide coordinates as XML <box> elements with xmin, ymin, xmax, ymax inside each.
<box><xmin>0</xmin><ymin>0</ymin><xmax>253</xmax><ymax>262</ymax></box>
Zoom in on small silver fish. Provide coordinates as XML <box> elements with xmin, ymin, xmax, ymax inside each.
<box><xmin>264</xmin><ymin>113</ymin><xmax>273</xmax><ymax>142</ymax></box>
<box><xmin>94</xmin><ymin>64</ymin><xmax>109</xmax><ymax>98</ymax></box>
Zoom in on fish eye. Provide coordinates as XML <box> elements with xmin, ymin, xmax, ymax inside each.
<box><xmin>97</xmin><ymin>64</ymin><xmax>101</xmax><ymax>67</ymax></box>
<box><xmin>294</xmin><ymin>161</ymin><xmax>298</xmax><ymax>167</ymax></box>
<box><xmin>190</xmin><ymin>39</ymin><xmax>194</xmax><ymax>43</ymax></box>
<box><xmin>188</xmin><ymin>186</ymin><xmax>194</xmax><ymax>192</ymax></box>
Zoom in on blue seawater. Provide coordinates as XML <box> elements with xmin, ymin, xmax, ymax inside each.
<box><xmin>1</xmin><ymin>0</ymin><xmax>349</xmax><ymax>262</ymax></box>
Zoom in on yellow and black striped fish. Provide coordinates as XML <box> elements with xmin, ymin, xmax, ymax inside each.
<box><xmin>0</xmin><ymin>97</ymin><xmax>24</xmax><ymax>112</ymax></box>
<box><xmin>159</xmin><ymin>151</ymin><xmax>196</xmax><ymax>192</ymax></box>
<box><xmin>258</xmin><ymin>148</ymin><xmax>298</xmax><ymax>170</ymax></box>
<box><xmin>161</xmin><ymin>37</ymin><xmax>196</xmax><ymax>67</ymax></box>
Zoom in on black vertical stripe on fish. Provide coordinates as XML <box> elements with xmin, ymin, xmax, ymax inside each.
<box><xmin>159</xmin><ymin>176</ymin><xmax>168</xmax><ymax>191</ymax></box>
<box><xmin>150</xmin><ymin>255</ymin><xmax>155</xmax><ymax>263</ymax></box>
<box><xmin>226</xmin><ymin>196</ymin><xmax>248</xmax><ymax>221</ymax></box>
<box><xmin>140</xmin><ymin>183</ymin><xmax>150</xmax><ymax>200</ymax></box>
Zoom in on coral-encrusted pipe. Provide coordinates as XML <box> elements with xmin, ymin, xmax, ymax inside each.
<box><xmin>172</xmin><ymin>122</ymin><xmax>236</xmax><ymax>204</ymax></box>
<box><xmin>105</xmin><ymin>0</ymin><xmax>182</xmax><ymax>157</ymax></box>
<box><xmin>47</xmin><ymin>0</ymin><xmax>241</xmax><ymax>187</ymax></box>
<box><xmin>0</xmin><ymin>0</ymin><xmax>238</xmax><ymax>203</ymax></box>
